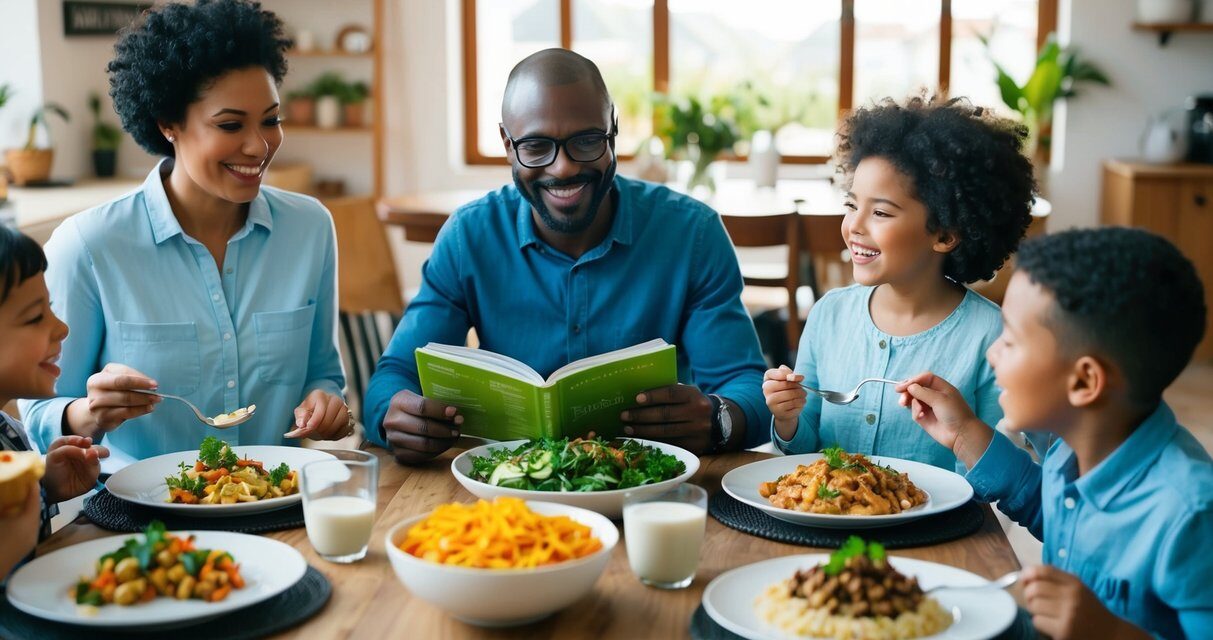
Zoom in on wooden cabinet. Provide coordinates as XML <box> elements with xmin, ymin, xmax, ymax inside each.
<box><xmin>1101</xmin><ymin>160</ymin><xmax>1213</xmax><ymax>360</ymax></box>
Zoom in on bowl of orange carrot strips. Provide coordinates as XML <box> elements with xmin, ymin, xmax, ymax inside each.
<box><xmin>385</xmin><ymin>497</ymin><xmax>618</xmax><ymax>626</ymax></box>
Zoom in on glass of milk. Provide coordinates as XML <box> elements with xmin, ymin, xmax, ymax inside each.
<box><xmin>300</xmin><ymin>449</ymin><xmax>378</xmax><ymax>563</ymax></box>
<box><xmin>622</xmin><ymin>483</ymin><xmax>708</xmax><ymax>589</ymax></box>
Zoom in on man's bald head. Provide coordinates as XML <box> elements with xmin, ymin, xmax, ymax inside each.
<box><xmin>501</xmin><ymin>48</ymin><xmax>611</xmax><ymax>122</ymax></box>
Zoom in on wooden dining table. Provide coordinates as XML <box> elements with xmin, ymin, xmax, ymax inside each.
<box><xmin>37</xmin><ymin>447</ymin><xmax>1022</xmax><ymax>639</ymax></box>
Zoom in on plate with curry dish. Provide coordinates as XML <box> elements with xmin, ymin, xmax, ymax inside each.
<box><xmin>720</xmin><ymin>448</ymin><xmax>973</xmax><ymax>528</ymax></box>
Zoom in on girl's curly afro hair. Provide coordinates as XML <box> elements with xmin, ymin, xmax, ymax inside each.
<box><xmin>833</xmin><ymin>95</ymin><xmax>1036</xmax><ymax>284</ymax></box>
<box><xmin>107</xmin><ymin>0</ymin><xmax>292</xmax><ymax>158</ymax></box>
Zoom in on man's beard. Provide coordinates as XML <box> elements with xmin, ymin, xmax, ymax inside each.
<box><xmin>514</xmin><ymin>158</ymin><xmax>617</xmax><ymax>235</ymax></box>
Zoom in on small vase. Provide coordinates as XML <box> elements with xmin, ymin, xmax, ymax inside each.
<box><xmin>685</xmin><ymin>141</ymin><xmax>718</xmax><ymax>196</ymax></box>
<box><xmin>749</xmin><ymin>130</ymin><xmax>780</xmax><ymax>188</ymax></box>
<box><xmin>315</xmin><ymin>96</ymin><xmax>341</xmax><ymax>130</ymax></box>
<box><xmin>92</xmin><ymin>149</ymin><xmax>117</xmax><ymax>178</ymax></box>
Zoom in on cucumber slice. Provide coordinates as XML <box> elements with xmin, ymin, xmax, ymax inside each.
<box><xmin>488</xmin><ymin>462</ymin><xmax>525</xmax><ymax>486</ymax></box>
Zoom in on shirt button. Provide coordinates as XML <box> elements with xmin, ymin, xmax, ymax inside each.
<box><xmin>226</xmin><ymin>380</ymin><xmax>235</xmax><ymax>389</ymax></box>
<box><xmin>878</xmin><ymin>339</ymin><xmax>887</xmax><ymax>349</ymax></box>
<box><xmin>865</xmin><ymin>413</ymin><xmax>876</xmax><ymax>425</ymax></box>
<box><xmin>225</xmin><ymin>268</ymin><xmax>233</xmax><ymax>274</ymax></box>
<box><xmin>212</xmin><ymin>293</ymin><xmax>221</xmax><ymax>302</ymax></box>
<box><xmin>1064</xmin><ymin>497</ymin><xmax>1076</xmax><ymax>509</ymax></box>
<box><xmin>1057</xmin><ymin>548</ymin><xmax>1068</xmax><ymax>559</ymax></box>
<box><xmin>223</xmin><ymin>332</ymin><xmax>232</xmax><ymax>341</ymax></box>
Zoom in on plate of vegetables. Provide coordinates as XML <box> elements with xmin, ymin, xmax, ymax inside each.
<box><xmin>451</xmin><ymin>437</ymin><xmax>699</xmax><ymax>519</ymax></box>
<box><xmin>106</xmin><ymin>438</ymin><xmax>335</xmax><ymax>516</ymax></box>
<box><xmin>6</xmin><ymin>521</ymin><xmax>306</xmax><ymax>629</ymax></box>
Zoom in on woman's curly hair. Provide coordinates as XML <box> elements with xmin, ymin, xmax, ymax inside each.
<box><xmin>833</xmin><ymin>95</ymin><xmax>1036</xmax><ymax>284</ymax></box>
<box><xmin>107</xmin><ymin>0</ymin><xmax>292</xmax><ymax>158</ymax></box>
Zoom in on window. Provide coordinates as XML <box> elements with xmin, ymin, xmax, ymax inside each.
<box><xmin>462</xmin><ymin>0</ymin><xmax>1055</xmax><ymax>164</ymax></box>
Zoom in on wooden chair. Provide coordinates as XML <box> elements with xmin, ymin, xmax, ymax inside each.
<box><xmin>797</xmin><ymin>204</ymin><xmax>849</xmax><ymax>295</ymax></box>
<box><xmin>719</xmin><ymin>212</ymin><xmax>803</xmax><ymax>353</ymax></box>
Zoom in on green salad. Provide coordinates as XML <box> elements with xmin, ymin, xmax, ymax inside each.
<box><xmin>468</xmin><ymin>437</ymin><xmax>687</xmax><ymax>492</ymax></box>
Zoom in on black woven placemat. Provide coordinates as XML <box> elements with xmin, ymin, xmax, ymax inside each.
<box><xmin>690</xmin><ymin>603</ymin><xmax>1033</xmax><ymax>640</ymax></box>
<box><xmin>709</xmin><ymin>490</ymin><xmax>984</xmax><ymax>549</ymax></box>
<box><xmin>83</xmin><ymin>488</ymin><xmax>305</xmax><ymax>533</ymax></box>
<box><xmin>0</xmin><ymin>565</ymin><xmax>330</xmax><ymax>639</ymax></box>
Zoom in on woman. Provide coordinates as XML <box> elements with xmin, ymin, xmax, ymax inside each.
<box><xmin>20</xmin><ymin>0</ymin><xmax>351</xmax><ymax>469</ymax></box>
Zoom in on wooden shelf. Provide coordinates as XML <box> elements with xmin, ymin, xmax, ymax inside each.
<box><xmin>287</xmin><ymin>48</ymin><xmax>373</xmax><ymax>58</ymax></box>
<box><xmin>285</xmin><ymin>125</ymin><xmax>373</xmax><ymax>134</ymax></box>
<box><xmin>1132</xmin><ymin>22</ymin><xmax>1213</xmax><ymax>45</ymax></box>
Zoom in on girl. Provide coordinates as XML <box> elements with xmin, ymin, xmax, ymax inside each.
<box><xmin>762</xmin><ymin>96</ymin><xmax>1035</xmax><ymax>471</ymax></box>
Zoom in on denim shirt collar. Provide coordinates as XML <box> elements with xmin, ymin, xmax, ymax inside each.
<box><xmin>1046</xmin><ymin>401</ymin><xmax>1179</xmax><ymax>510</ymax></box>
<box><xmin>144</xmin><ymin>158</ymin><xmax>273</xmax><ymax>246</ymax></box>
<box><xmin>514</xmin><ymin>175</ymin><xmax>634</xmax><ymax>256</ymax></box>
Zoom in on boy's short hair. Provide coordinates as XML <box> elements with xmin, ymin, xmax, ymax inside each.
<box><xmin>1016</xmin><ymin>227</ymin><xmax>1206</xmax><ymax>405</ymax></box>
<box><xmin>0</xmin><ymin>225</ymin><xmax>48</xmax><ymax>305</ymax></box>
<box><xmin>833</xmin><ymin>94</ymin><xmax>1036</xmax><ymax>284</ymax></box>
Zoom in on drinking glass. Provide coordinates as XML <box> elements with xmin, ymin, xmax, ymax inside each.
<box><xmin>622</xmin><ymin>483</ymin><xmax>708</xmax><ymax>589</ymax></box>
<box><xmin>300</xmin><ymin>449</ymin><xmax>378</xmax><ymax>563</ymax></box>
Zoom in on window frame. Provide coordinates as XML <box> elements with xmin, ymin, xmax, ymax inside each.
<box><xmin>462</xmin><ymin>0</ymin><xmax>1057</xmax><ymax>166</ymax></box>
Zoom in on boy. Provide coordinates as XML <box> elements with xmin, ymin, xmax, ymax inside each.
<box><xmin>0</xmin><ymin>225</ymin><xmax>107</xmax><ymax>580</ymax></box>
<box><xmin>897</xmin><ymin>227</ymin><xmax>1211</xmax><ymax>640</ymax></box>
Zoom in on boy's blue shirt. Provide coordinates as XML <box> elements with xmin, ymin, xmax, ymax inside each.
<box><xmin>774</xmin><ymin>284</ymin><xmax>1005</xmax><ymax>472</ymax></box>
<box><xmin>967</xmin><ymin>402</ymin><xmax>1213</xmax><ymax>639</ymax></box>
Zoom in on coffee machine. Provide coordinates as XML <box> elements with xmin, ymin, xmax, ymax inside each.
<box><xmin>1186</xmin><ymin>95</ymin><xmax>1213</xmax><ymax>164</ymax></box>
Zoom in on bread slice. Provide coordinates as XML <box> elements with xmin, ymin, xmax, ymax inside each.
<box><xmin>0</xmin><ymin>451</ymin><xmax>45</xmax><ymax>516</ymax></box>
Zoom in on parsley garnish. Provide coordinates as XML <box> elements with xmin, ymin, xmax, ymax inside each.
<box><xmin>821</xmin><ymin>445</ymin><xmax>862</xmax><ymax>470</ymax></box>
<box><xmin>268</xmin><ymin>462</ymin><xmax>291</xmax><ymax>486</ymax></box>
<box><xmin>199</xmin><ymin>436</ymin><xmax>237</xmax><ymax>469</ymax></box>
<box><xmin>817</xmin><ymin>483</ymin><xmax>841</xmax><ymax>499</ymax></box>
<box><xmin>165</xmin><ymin>461</ymin><xmax>207</xmax><ymax>497</ymax></box>
<box><xmin>822</xmin><ymin>536</ymin><xmax>887</xmax><ymax>576</ymax></box>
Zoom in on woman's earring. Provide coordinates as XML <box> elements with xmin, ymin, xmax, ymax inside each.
<box><xmin>167</xmin><ymin>135</ymin><xmax>176</xmax><ymax>143</ymax></box>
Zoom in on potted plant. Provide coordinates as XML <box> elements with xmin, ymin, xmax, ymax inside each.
<box><xmin>4</xmin><ymin>102</ymin><xmax>69</xmax><ymax>186</ymax></box>
<box><xmin>654</xmin><ymin>94</ymin><xmax>740</xmax><ymax>195</ymax></box>
<box><xmin>0</xmin><ymin>84</ymin><xmax>11</xmax><ymax>196</ymax></box>
<box><xmin>285</xmin><ymin>88</ymin><xmax>315</xmax><ymax>127</ymax></box>
<box><xmin>340</xmin><ymin>80</ymin><xmax>370</xmax><ymax>128</ymax></box>
<box><xmin>309</xmin><ymin>72</ymin><xmax>347</xmax><ymax>130</ymax></box>
<box><xmin>732</xmin><ymin>81</ymin><xmax>812</xmax><ymax>187</ymax></box>
<box><xmin>89</xmin><ymin>92</ymin><xmax>122</xmax><ymax>178</ymax></box>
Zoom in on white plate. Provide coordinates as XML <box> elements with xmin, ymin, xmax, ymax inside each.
<box><xmin>451</xmin><ymin>438</ymin><xmax>699</xmax><ymax>519</ymax></box>
<box><xmin>721</xmin><ymin>454</ymin><xmax>973</xmax><ymax>528</ymax></box>
<box><xmin>703</xmin><ymin>554</ymin><xmax>1016</xmax><ymax>640</ymax></box>
<box><xmin>106</xmin><ymin>446</ymin><xmax>335</xmax><ymax>517</ymax></box>
<box><xmin>6</xmin><ymin>530</ymin><xmax>307</xmax><ymax>630</ymax></box>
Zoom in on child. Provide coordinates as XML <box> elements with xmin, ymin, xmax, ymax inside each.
<box><xmin>0</xmin><ymin>225</ymin><xmax>108</xmax><ymax>580</ymax></box>
<box><xmin>763</xmin><ymin>96</ymin><xmax>1035</xmax><ymax>470</ymax></box>
<box><xmin>898</xmin><ymin>228</ymin><xmax>1212</xmax><ymax>639</ymax></box>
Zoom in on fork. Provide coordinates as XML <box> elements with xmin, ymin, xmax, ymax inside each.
<box><xmin>798</xmin><ymin>378</ymin><xmax>903</xmax><ymax>405</ymax></box>
<box><xmin>924</xmin><ymin>570</ymin><xmax>1020</xmax><ymax>595</ymax></box>
<box><xmin>131</xmin><ymin>389</ymin><xmax>254</xmax><ymax>429</ymax></box>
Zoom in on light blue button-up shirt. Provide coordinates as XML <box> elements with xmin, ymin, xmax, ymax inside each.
<box><xmin>364</xmin><ymin>176</ymin><xmax>770</xmax><ymax>448</ymax></box>
<box><xmin>967</xmin><ymin>403</ymin><xmax>1213</xmax><ymax>639</ymax></box>
<box><xmin>20</xmin><ymin>160</ymin><xmax>344</xmax><ymax>470</ymax></box>
<box><xmin>774</xmin><ymin>284</ymin><xmax>1004</xmax><ymax>471</ymax></box>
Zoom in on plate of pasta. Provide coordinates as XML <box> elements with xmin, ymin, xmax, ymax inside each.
<box><xmin>721</xmin><ymin>448</ymin><xmax>973</xmax><ymax>528</ymax></box>
<box><xmin>702</xmin><ymin>540</ymin><xmax>1015</xmax><ymax>639</ymax></box>
<box><xmin>5</xmin><ymin>522</ymin><xmax>306</xmax><ymax>630</ymax></box>
<box><xmin>106</xmin><ymin>439</ymin><xmax>336</xmax><ymax>517</ymax></box>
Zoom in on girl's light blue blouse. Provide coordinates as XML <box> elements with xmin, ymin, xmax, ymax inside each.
<box><xmin>774</xmin><ymin>284</ymin><xmax>1004</xmax><ymax>472</ymax></box>
<box><xmin>19</xmin><ymin>159</ymin><xmax>344</xmax><ymax>471</ymax></box>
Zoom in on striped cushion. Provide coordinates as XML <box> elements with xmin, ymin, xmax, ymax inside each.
<box><xmin>338</xmin><ymin>310</ymin><xmax>401</xmax><ymax>423</ymax></box>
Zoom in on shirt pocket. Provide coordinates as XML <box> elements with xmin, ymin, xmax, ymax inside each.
<box><xmin>117</xmin><ymin>322</ymin><xmax>201</xmax><ymax>396</ymax></box>
<box><xmin>254</xmin><ymin>303</ymin><xmax>316</xmax><ymax>386</ymax></box>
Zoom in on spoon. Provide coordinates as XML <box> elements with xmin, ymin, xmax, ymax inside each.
<box><xmin>131</xmin><ymin>389</ymin><xmax>255</xmax><ymax>429</ymax></box>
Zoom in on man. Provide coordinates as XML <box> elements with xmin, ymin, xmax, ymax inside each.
<box><xmin>364</xmin><ymin>48</ymin><xmax>769</xmax><ymax>464</ymax></box>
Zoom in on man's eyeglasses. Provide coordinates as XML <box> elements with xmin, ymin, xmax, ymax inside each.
<box><xmin>501</xmin><ymin>121</ymin><xmax>618</xmax><ymax>169</ymax></box>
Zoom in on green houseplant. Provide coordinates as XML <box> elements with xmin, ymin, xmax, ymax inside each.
<box><xmin>309</xmin><ymin>72</ymin><xmax>349</xmax><ymax>129</ymax></box>
<box><xmin>89</xmin><ymin>92</ymin><xmax>122</xmax><ymax>177</ymax></box>
<box><xmin>5</xmin><ymin>102</ymin><xmax>69</xmax><ymax>185</ymax></box>
<box><xmin>654</xmin><ymin>94</ymin><xmax>740</xmax><ymax>194</ymax></box>
<box><xmin>983</xmin><ymin>32</ymin><xmax>1110</xmax><ymax>161</ymax></box>
<box><xmin>339</xmin><ymin>80</ymin><xmax>369</xmax><ymax>128</ymax></box>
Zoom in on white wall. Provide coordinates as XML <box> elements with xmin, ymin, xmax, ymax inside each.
<box><xmin>0</xmin><ymin>0</ymin><xmax>46</xmax><ymax>156</ymax></box>
<box><xmin>1048</xmin><ymin>0</ymin><xmax>1213</xmax><ymax>229</ymax></box>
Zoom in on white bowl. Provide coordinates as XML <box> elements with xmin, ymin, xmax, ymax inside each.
<box><xmin>450</xmin><ymin>438</ymin><xmax>699</xmax><ymax>519</ymax></box>
<box><xmin>384</xmin><ymin>501</ymin><xmax>619</xmax><ymax>627</ymax></box>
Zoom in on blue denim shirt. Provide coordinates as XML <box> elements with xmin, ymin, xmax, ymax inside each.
<box><xmin>967</xmin><ymin>403</ymin><xmax>1213</xmax><ymax>639</ymax></box>
<box><xmin>364</xmin><ymin>176</ymin><xmax>770</xmax><ymax>448</ymax></box>
<box><xmin>774</xmin><ymin>284</ymin><xmax>1005</xmax><ymax>471</ymax></box>
<box><xmin>20</xmin><ymin>160</ymin><xmax>345</xmax><ymax>470</ymax></box>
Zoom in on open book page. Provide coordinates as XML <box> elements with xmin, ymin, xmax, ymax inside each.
<box><xmin>552</xmin><ymin>341</ymin><xmax>678</xmax><ymax>439</ymax></box>
<box><xmin>415</xmin><ymin>347</ymin><xmax>549</xmax><ymax>440</ymax></box>
<box><xmin>547</xmin><ymin>338</ymin><xmax>672</xmax><ymax>384</ymax></box>
<box><xmin>417</xmin><ymin>343</ymin><xmax>545</xmax><ymax>385</ymax></box>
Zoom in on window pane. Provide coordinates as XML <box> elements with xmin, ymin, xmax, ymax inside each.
<box><xmin>853</xmin><ymin>0</ymin><xmax>940</xmax><ymax>106</ymax></box>
<box><xmin>476</xmin><ymin>0</ymin><xmax>560</xmax><ymax>158</ymax></box>
<box><xmin>669</xmin><ymin>0</ymin><xmax>841</xmax><ymax>157</ymax></box>
<box><xmin>949</xmin><ymin>0</ymin><xmax>1037</xmax><ymax>116</ymax></box>
<box><xmin>573</xmin><ymin>0</ymin><xmax>653</xmax><ymax>156</ymax></box>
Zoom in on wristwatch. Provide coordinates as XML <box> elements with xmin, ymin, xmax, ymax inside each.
<box><xmin>707</xmin><ymin>394</ymin><xmax>733</xmax><ymax>453</ymax></box>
